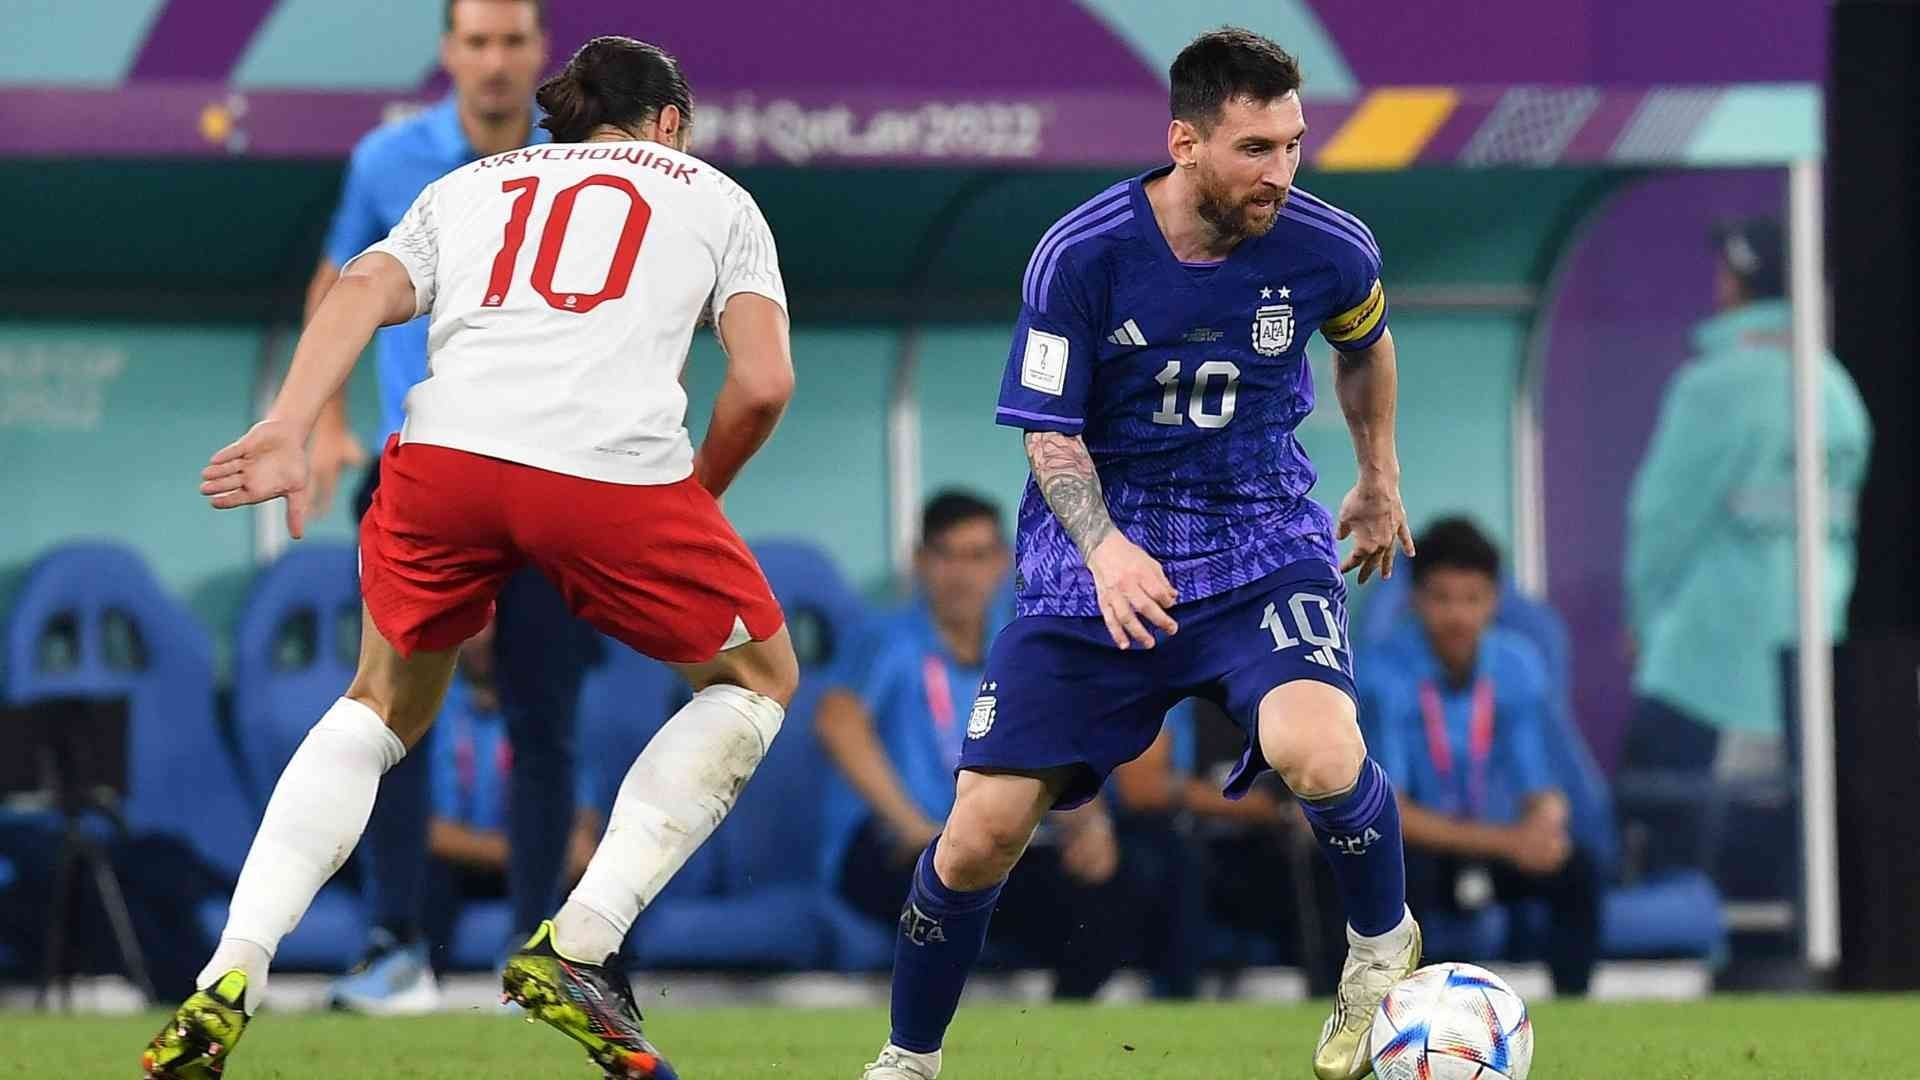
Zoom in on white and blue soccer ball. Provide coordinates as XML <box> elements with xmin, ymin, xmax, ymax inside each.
<box><xmin>1370</xmin><ymin>962</ymin><xmax>1533</xmax><ymax>1080</ymax></box>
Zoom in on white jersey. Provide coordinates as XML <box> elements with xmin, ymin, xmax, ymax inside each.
<box><xmin>350</xmin><ymin>140</ymin><xmax>786</xmax><ymax>485</ymax></box>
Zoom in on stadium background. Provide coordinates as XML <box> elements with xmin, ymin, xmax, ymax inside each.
<box><xmin>5</xmin><ymin>0</ymin><xmax>1919</xmax><ymax>1071</ymax></box>
<box><xmin>0</xmin><ymin>0</ymin><xmax>1827</xmax><ymax>760</ymax></box>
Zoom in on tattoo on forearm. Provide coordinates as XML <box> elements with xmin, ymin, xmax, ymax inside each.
<box><xmin>1026</xmin><ymin>431</ymin><xmax>1115</xmax><ymax>560</ymax></box>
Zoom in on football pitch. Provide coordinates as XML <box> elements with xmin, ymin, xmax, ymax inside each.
<box><xmin>18</xmin><ymin>996</ymin><xmax>1916</xmax><ymax>1078</ymax></box>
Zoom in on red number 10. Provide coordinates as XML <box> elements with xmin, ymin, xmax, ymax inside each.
<box><xmin>482</xmin><ymin>174</ymin><xmax>652</xmax><ymax>315</ymax></box>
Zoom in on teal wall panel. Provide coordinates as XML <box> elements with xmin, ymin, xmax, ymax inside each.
<box><xmin>0</xmin><ymin>0</ymin><xmax>168</xmax><ymax>85</ymax></box>
<box><xmin>683</xmin><ymin>328</ymin><xmax>896</xmax><ymax>596</ymax></box>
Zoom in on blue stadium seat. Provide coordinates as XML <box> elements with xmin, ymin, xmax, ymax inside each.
<box><xmin>571</xmin><ymin>635</ymin><xmax>731</xmax><ymax>967</ymax></box>
<box><xmin>226</xmin><ymin>544</ymin><xmax>368</xmax><ymax>970</ymax></box>
<box><xmin>231</xmin><ymin>544</ymin><xmax>361</xmax><ymax>804</ymax></box>
<box><xmin>602</xmin><ymin>540</ymin><xmax>871</xmax><ymax>970</ymax></box>
<box><xmin>715</xmin><ymin>540</ymin><xmax>864</xmax><ymax>897</ymax></box>
<box><xmin>1</xmin><ymin>544</ymin><xmax>253</xmax><ymax>880</ymax></box>
<box><xmin>445</xmin><ymin>900</ymin><xmax>517</xmax><ymax>973</ymax></box>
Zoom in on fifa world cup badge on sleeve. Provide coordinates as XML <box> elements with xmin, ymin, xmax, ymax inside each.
<box><xmin>1020</xmin><ymin>329</ymin><xmax>1069</xmax><ymax>395</ymax></box>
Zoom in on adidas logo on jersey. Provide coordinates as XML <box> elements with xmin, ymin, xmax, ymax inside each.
<box><xmin>1105</xmin><ymin>319</ymin><xmax>1148</xmax><ymax>347</ymax></box>
<box><xmin>1303</xmin><ymin>645</ymin><xmax>1341</xmax><ymax>670</ymax></box>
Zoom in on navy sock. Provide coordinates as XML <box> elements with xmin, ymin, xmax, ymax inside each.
<box><xmin>888</xmin><ymin>838</ymin><xmax>1003</xmax><ymax>1054</ymax></box>
<box><xmin>1298</xmin><ymin>757</ymin><xmax>1407</xmax><ymax>937</ymax></box>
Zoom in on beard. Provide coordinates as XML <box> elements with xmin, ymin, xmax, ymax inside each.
<box><xmin>1193</xmin><ymin>163</ymin><xmax>1283</xmax><ymax>241</ymax></box>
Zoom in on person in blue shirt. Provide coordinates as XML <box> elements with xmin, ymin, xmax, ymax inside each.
<box><xmin>817</xmin><ymin>491</ymin><xmax>1151</xmax><ymax>1000</ymax></box>
<box><xmin>417</xmin><ymin>633</ymin><xmax>509</xmax><ymax>965</ymax></box>
<box><xmin>1361</xmin><ymin>518</ymin><xmax>1599</xmax><ymax>996</ymax></box>
<box><xmin>305</xmin><ymin>0</ymin><xmax>601</xmax><ymax>1014</ymax></box>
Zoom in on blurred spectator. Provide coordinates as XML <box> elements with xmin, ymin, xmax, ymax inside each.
<box><xmin>1621</xmin><ymin>217</ymin><xmax>1870</xmax><ymax>850</ymax></box>
<box><xmin>815</xmin><ymin>490</ymin><xmax>1153</xmax><ymax>998</ymax></box>
<box><xmin>1363</xmin><ymin>518</ymin><xmax>1599</xmax><ymax>996</ymax></box>
<box><xmin>417</xmin><ymin>628</ymin><xmax>515</xmax><ymax>974</ymax></box>
<box><xmin>1109</xmin><ymin>702</ymin><xmax>1345</xmax><ymax>996</ymax></box>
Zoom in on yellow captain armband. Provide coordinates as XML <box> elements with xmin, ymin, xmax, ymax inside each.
<box><xmin>1322</xmin><ymin>279</ymin><xmax>1386</xmax><ymax>346</ymax></box>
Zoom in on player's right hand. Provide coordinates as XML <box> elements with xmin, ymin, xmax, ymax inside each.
<box><xmin>200</xmin><ymin>420</ymin><xmax>313</xmax><ymax>539</ymax></box>
<box><xmin>303</xmin><ymin>418</ymin><xmax>369</xmax><ymax>523</ymax></box>
<box><xmin>1086</xmin><ymin>532</ymin><xmax>1179</xmax><ymax>650</ymax></box>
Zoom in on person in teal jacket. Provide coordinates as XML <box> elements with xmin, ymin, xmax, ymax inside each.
<box><xmin>1622</xmin><ymin>218</ymin><xmax>1872</xmax><ymax>788</ymax></box>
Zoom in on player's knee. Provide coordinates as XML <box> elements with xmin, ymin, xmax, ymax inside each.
<box><xmin>736</xmin><ymin>634</ymin><xmax>799</xmax><ymax>707</ymax></box>
<box><xmin>934</xmin><ymin>816</ymin><xmax>1029</xmax><ymax>889</ymax></box>
<box><xmin>1277</xmin><ymin>734</ymin><xmax>1367</xmax><ymax>801</ymax></box>
<box><xmin>341</xmin><ymin>690</ymin><xmax>428</xmax><ymax>749</ymax></box>
<box><xmin>756</xmin><ymin>635</ymin><xmax>800</xmax><ymax>707</ymax></box>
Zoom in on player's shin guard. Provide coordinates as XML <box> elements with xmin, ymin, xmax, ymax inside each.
<box><xmin>207</xmin><ymin>697</ymin><xmax>406</xmax><ymax>1008</ymax></box>
<box><xmin>1298</xmin><ymin>757</ymin><xmax>1407</xmax><ymax>937</ymax></box>
<box><xmin>556</xmin><ymin>684</ymin><xmax>783</xmax><ymax>961</ymax></box>
<box><xmin>889</xmin><ymin>838</ymin><xmax>1003</xmax><ymax>1054</ymax></box>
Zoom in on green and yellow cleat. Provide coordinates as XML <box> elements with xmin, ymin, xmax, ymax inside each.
<box><xmin>141</xmin><ymin>970</ymin><xmax>250</xmax><ymax>1079</ymax></box>
<box><xmin>501</xmin><ymin>922</ymin><xmax>679</xmax><ymax>1080</ymax></box>
<box><xmin>1314</xmin><ymin>918</ymin><xmax>1422</xmax><ymax>1080</ymax></box>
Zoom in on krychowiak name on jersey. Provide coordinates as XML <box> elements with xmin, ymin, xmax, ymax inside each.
<box><xmin>349</xmin><ymin>140</ymin><xmax>786</xmax><ymax>486</ymax></box>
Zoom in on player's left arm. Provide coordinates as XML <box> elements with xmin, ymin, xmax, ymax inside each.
<box><xmin>699</xmin><ymin>294</ymin><xmax>794</xmax><ymax>497</ymax></box>
<box><xmin>1328</xmin><ymin>278</ymin><xmax>1415</xmax><ymax>582</ymax></box>
<box><xmin>696</xmin><ymin>187</ymin><xmax>793</xmax><ymax>497</ymax></box>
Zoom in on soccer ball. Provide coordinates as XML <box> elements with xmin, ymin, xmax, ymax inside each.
<box><xmin>1370</xmin><ymin>962</ymin><xmax>1533</xmax><ymax>1080</ymax></box>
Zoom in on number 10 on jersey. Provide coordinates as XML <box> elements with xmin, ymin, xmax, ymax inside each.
<box><xmin>485</xmin><ymin>174</ymin><xmax>653</xmax><ymax>314</ymax></box>
<box><xmin>1152</xmin><ymin>359</ymin><xmax>1241</xmax><ymax>428</ymax></box>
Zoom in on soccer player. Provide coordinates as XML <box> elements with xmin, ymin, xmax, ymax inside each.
<box><xmin>860</xmin><ymin>29</ymin><xmax>1419</xmax><ymax>1080</ymax></box>
<box><xmin>144</xmin><ymin>37</ymin><xmax>793</xmax><ymax>1080</ymax></box>
<box><xmin>306</xmin><ymin>0</ymin><xmax>589</xmax><ymax>1014</ymax></box>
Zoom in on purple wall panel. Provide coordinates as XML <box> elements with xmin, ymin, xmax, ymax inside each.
<box><xmin>1537</xmin><ymin>169</ymin><xmax>1786</xmax><ymax>767</ymax></box>
<box><xmin>1315</xmin><ymin>0</ymin><xmax>1823</xmax><ymax>85</ymax></box>
<box><xmin>422</xmin><ymin>2</ymin><xmax>1158</xmax><ymax>95</ymax></box>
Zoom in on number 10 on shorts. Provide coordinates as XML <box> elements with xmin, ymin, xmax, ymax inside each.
<box><xmin>1259</xmin><ymin>592</ymin><xmax>1346</xmax><ymax>663</ymax></box>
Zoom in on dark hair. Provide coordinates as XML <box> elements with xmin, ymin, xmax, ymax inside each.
<box><xmin>444</xmin><ymin>0</ymin><xmax>546</xmax><ymax>31</ymax></box>
<box><xmin>921</xmin><ymin>490</ymin><xmax>1002</xmax><ymax>547</ymax></box>
<box><xmin>1170</xmin><ymin>27</ymin><xmax>1303</xmax><ymax>133</ymax></box>
<box><xmin>536</xmin><ymin>37</ymin><xmax>693</xmax><ymax>144</ymax></box>
<box><xmin>1411</xmin><ymin>516</ymin><xmax>1501</xmax><ymax>584</ymax></box>
<box><xmin>1712</xmin><ymin>216</ymin><xmax>1786</xmax><ymax>301</ymax></box>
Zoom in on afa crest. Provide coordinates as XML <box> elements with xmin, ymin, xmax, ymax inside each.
<box><xmin>967</xmin><ymin>686</ymin><xmax>998</xmax><ymax>739</ymax></box>
<box><xmin>1252</xmin><ymin>303</ymin><xmax>1295</xmax><ymax>356</ymax></box>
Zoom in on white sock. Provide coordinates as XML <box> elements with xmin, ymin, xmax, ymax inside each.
<box><xmin>195</xmin><ymin>938</ymin><xmax>272</xmax><ymax>1013</ymax></box>
<box><xmin>202</xmin><ymin>697</ymin><xmax>405</xmax><ymax>1008</ymax></box>
<box><xmin>1349</xmin><ymin>905</ymin><xmax>1417</xmax><ymax>957</ymax></box>
<box><xmin>553</xmin><ymin>684</ymin><xmax>783</xmax><ymax>961</ymax></box>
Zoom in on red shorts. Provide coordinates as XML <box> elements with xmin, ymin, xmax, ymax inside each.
<box><xmin>359</xmin><ymin>437</ymin><xmax>784</xmax><ymax>663</ymax></box>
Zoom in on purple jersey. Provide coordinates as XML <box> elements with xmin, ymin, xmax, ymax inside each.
<box><xmin>995</xmin><ymin>168</ymin><xmax>1389</xmax><ymax>618</ymax></box>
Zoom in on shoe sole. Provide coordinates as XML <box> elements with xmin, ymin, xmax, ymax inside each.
<box><xmin>501</xmin><ymin>960</ymin><xmax>675</xmax><ymax>1080</ymax></box>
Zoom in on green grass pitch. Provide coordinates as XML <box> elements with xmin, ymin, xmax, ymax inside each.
<box><xmin>15</xmin><ymin>996</ymin><xmax>1917</xmax><ymax>1078</ymax></box>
